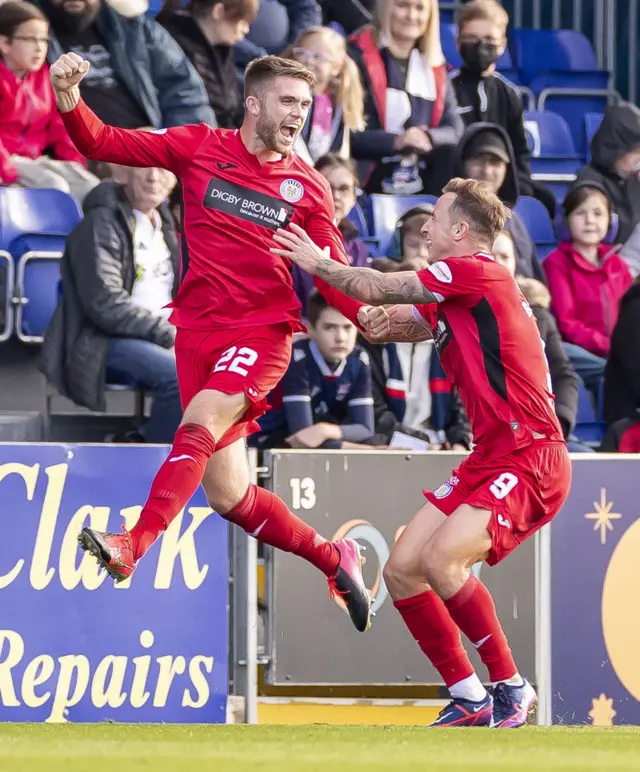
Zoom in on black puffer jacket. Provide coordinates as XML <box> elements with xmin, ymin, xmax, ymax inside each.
<box><xmin>160</xmin><ymin>12</ymin><xmax>243</xmax><ymax>129</ymax></box>
<box><xmin>40</xmin><ymin>182</ymin><xmax>180</xmax><ymax>412</ymax></box>
<box><xmin>576</xmin><ymin>100</ymin><xmax>640</xmax><ymax>244</ymax></box>
<box><xmin>604</xmin><ymin>280</ymin><xmax>640</xmax><ymax>423</ymax></box>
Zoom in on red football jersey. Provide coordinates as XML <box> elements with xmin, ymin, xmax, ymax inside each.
<box><xmin>60</xmin><ymin>101</ymin><xmax>362</xmax><ymax>330</ymax></box>
<box><xmin>414</xmin><ymin>253</ymin><xmax>563</xmax><ymax>459</ymax></box>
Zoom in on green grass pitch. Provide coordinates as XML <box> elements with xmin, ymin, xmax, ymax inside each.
<box><xmin>1</xmin><ymin>724</ymin><xmax>640</xmax><ymax>771</ymax></box>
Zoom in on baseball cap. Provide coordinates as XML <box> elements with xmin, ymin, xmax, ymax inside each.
<box><xmin>464</xmin><ymin>130</ymin><xmax>511</xmax><ymax>164</ymax></box>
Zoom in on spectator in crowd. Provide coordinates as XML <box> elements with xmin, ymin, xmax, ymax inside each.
<box><xmin>320</xmin><ymin>0</ymin><xmax>372</xmax><ymax>36</ymax></box>
<box><xmin>603</xmin><ymin>277</ymin><xmax>640</xmax><ymax>434</ymax></box>
<box><xmin>493</xmin><ymin>230</ymin><xmax>583</xmax><ymax>450</ymax></box>
<box><xmin>38</xmin><ymin>0</ymin><xmax>215</xmax><ymax>129</ymax></box>
<box><xmin>158</xmin><ymin>0</ymin><xmax>258</xmax><ymax>129</ymax></box>
<box><xmin>348</xmin><ymin>0</ymin><xmax>463</xmax><ymax>196</ymax></box>
<box><xmin>0</xmin><ymin>2</ymin><xmax>98</xmax><ymax>200</ymax></box>
<box><xmin>544</xmin><ymin>182</ymin><xmax>632</xmax><ymax>397</ymax></box>
<box><xmin>457</xmin><ymin>122</ymin><xmax>545</xmax><ymax>282</ymax></box>
<box><xmin>285</xmin><ymin>26</ymin><xmax>365</xmax><ymax>164</ymax></box>
<box><xmin>450</xmin><ymin>0</ymin><xmax>556</xmax><ymax>218</ymax></box>
<box><xmin>251</xmin><ymin>292</ymin><xmax>374</xmax><ymax>449</ymax></box>
<box><xmin>40</xmin><ymin>166</ymin><xmax>182</xmax><ymax>444</ymax></box>
<box><xmin>233</xmin><ymin>0</ymin><xmax>321</xmax><ymax>72</ymax></box>
<box><xmin>293</xmin><ymin>154</ymin><xmax>370</xmax><ymax>316</ymax></box>
<box><xmin>378</xmin><ymin>202</ymin><xmax>432</xmax><ymax>271</ymax></box>
<box><xmin>576</xmin><ymin>100</ymin><xmax>640</xmax><ymax>275</ymax></box>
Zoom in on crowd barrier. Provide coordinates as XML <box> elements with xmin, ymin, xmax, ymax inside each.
<box><xmin>1</xmin><ymin>446</ymin><xmax>638</xmax><ymax>726</ymax></box>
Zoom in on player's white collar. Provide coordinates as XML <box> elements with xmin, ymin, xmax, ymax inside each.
<box><xmin>309</xmin><ymin>340</ymin><xmax>347</xmax><ymax>379</ymax></box>
<box><xmin>476</xmin><ymin>251</ymin><xmax>494</xmax><ymax>261</ymax></box>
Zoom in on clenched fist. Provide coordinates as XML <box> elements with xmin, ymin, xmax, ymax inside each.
<box><xmin>50</xmin><ymin>52</ymin><xmax>90</xmax><ymax>112</ymax></box>
<box><xmin>357</xmin><ymin>305</ymin><xmax>390</xmax><ymax>342</ymax></box>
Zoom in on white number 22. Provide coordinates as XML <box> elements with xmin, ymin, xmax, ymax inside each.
<box><xmin>213</xmin><ymin>346</ymin><xmax>258</xmax><ymax>377</ymax></box>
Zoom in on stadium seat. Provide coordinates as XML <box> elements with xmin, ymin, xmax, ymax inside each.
<box><xmin>0</xmin><ymin>187</ymin><xmax>82</xmax><ymax>256</ymax></box>
<box><xmin>370</xmin><ymin>194</ymin><xmax>437</xmax><ymax>256</ymax></box>
<box><xmin>584</xmin><ymin>112</ymin><xmax>604</xmax><ymax>162</ymax></box>
<box><xmin>346</xmin><ymin>201</ymin><xmax>369</xmax><ymax>238</ymax></box>
<box><xmin>0</xmin><ymin>251</ymin><xmax>13</xmax><ymax>342</ymax></box>
<box><xmin>573</xmin><ymin>382</ymin><xmax>606</xmax><ymax>446</ymax></box>
<box><xmin>523</xmin><ymin>111</ymin><xmax>582</xmax><ymax>191</ymax></box>
<box><xmin>440</xmin><ymin>23</ymin><xmax>517</xmax><ymax>79</ymax></box>
<box><xmin>513</xmin><ymin>29</ymin><xmax>608</xmax><ymax>91</ymax></box>
<box><xmin>513</xmin><ymin>196</ymin><xmax>556</xmax><ymax>259</ymax></box>
<box><xmin>0</xmin><ymin>188</ymin><xmax>82</xmax><ymax>343</ymax></box>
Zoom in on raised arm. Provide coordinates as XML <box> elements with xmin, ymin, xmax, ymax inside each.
<box><xmin>50</xmin><ymin>52</ymin><xmax>202</xmax><ymax>174</ymax></box>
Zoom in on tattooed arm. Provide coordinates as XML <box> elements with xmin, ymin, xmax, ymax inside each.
<box><xmin>271</xmin><ymin>223</ymin><xmax>439</xmax><ymax>305</ymax></box>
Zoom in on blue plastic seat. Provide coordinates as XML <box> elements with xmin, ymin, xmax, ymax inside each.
<box><xmin>573</xmin><ymin>382</ymin><xmax>606</xmax><ymax>446</ymax></box>
<box><xmin>370</xmin><ymin>195</ymin><xmax>437</xmax><ymax>256</ymax></box>
<box><xmin>523</xmin><ymin>110</ymin><xmax>582</xmax><ymax>177</ymax></box>
<box><xmin>346</xmin><ymin>201</ymin><xmax>369</xmax><ymax>238</ymax></box>
<box><xmin>0</xmin><ymin>188</ymin><xmax>82</xmax><ymax>342</ymax></box>
<box><xmin>513</xmin><ymin>196</ymin><xmax>556</xmax><ymax>259</ymax></box>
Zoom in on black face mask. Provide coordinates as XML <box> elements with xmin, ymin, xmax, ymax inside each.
<box><xmin>459</xmin><ymin>41</ymin><xmax>501</xmax><ymax>73</ymax></box>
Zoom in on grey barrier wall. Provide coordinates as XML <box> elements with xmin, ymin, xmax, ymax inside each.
<box><xmin>261</xmin><ymin>450</ymin><xmax>538</xmax><ymax>688</ymax></box>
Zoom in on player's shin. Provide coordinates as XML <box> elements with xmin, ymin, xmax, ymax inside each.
<box><xmin>444</xmin><ymin>574</ymin><xmax>520</xmax><ymax>685</ymax></box>
<box><xmin>129</xmin><ymin>423</ymin><xmax>218</xmax><ymax>560</ymax></box>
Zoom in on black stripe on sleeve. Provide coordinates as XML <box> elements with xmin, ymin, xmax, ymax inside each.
<box><xmin>470</xmin><ymin>297</ymin><xmax>508</xmax><ymax>403</ymax></box>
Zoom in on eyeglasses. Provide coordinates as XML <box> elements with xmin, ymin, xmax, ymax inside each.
<box><xmin>292</xmin><ymin>47</ymin><xmax>331</xmax><ymax>63</ymax></box>
<box><xmin>12</xmin><ymin>35</ymin><xmax>50</xmax><ymax>46</ymax></box>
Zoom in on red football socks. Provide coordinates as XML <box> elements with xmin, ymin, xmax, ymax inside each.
<box><xmin>129</xmin><ymin>423</ymin><xmax>217</xmax><ymax>561</ymax></box>
<box><xmin>444</xmin><ymin>575</ymin><xmax>517</xmax><ymax>683</ymax></box>
<box><xmin>394</xmin><ymin>590</ymin><xmax>475</xmax><ymax>688</ymax></box>
<box><xmin>223</xmin><ymin>484</ymin><xmax>340</xmax><ymax>576</ymax></box>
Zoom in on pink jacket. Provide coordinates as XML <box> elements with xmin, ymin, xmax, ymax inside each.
<box><xmin>0</xmin><ymin>60</ymin><xmax>85</xmax><ymax>184</ymax></box>
<box><xmin>544</xmin><ymin>241</ymin><xmax>632</xmax><ymax>358</ymax></box>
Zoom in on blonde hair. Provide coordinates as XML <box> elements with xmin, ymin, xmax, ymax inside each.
<box><xmin>373</xmin><ymin>0</ymin><xmax>445</xmax><ymax>69</ymax></box>
<box><xmin>458</xmin><ymin>0</ymin><xmax>509</xmax><ymax>34</ymax></box>
<box><xmin>288</xmin><ymin>26</ymin><xmax>366</xmax><ymax>132</ymax></box>
<box><xmin>443</xmin><ymin>177</ymin><xmax>511</xmax><ymax>243</ymax></box>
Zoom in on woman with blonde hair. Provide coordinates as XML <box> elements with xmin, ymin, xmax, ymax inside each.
<box><xmin>348</xmin><ymin>0</ymin><xmax>462</xmax><ymax>194</ymax></box>
<box><xmin>286</xmin><ymin>25</ymin><xmax>365</xmax><ymax>164</ymax></box>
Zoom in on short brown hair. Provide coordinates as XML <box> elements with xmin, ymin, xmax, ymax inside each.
<box><xmin>443</xmin><ymin>177</ymin><xmax>511</xmax><ymax>244</ymax></box>
<box><xmin>458</xmin><ymin>0</ymin><xmax>509</xmax><ymax>34</ymax></box>
<box><xmin>244</xmin><ymin>55</ymin><xmax>315</xmax><ymax>100</ymax></box>
<box><xmin>0</xmin><ymin>1</ymin><xmax>47</xmax><ymax>37</ymax></box>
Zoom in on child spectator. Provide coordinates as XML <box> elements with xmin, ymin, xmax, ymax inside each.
<box><xmin>286</xmin><ymin>26</ymin><xmax>365</xmax><ymax>164</ymax></box>
<box><xmin>0</xmin><ymin>1</ymin><xmax>98</xmax><ymax>201</ymax></box>
<box><xmin>293</xmin><ymin>154</ymin><xmax>370</xmax><ymax>316</ymax></box>
<box><xmin>252</xmin><ymin>292</ymin><xmax>374</xmax><ymax>449</ymax></box>
<box><xmin>376</xmin><ymin>203</ymin><xmax>433</xmax><ymax>272</ymax></box>
<box><xmin>544</xmin><ymin>182</ymin><xmax>632</xmax><ymax>394</ymax></box>
<box><xmin>493</xmin><ymin>229</ymin><xmax>582</xmax><ymax>449</ymax></box>
<box><xmin>450</xmin><ymin>0</ymin><xmax>555</xmax><ymax>217</ymax></box>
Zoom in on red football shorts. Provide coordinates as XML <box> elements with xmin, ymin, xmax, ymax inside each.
<box><xmin>174</xmin><ymin>323</ymin><xmax>293</xmax><ymax>450</ymax></box>
<box><xmin>425</xmin><ymin>441</ymin><xmax>572</xmax><ymax>565</ymax></box>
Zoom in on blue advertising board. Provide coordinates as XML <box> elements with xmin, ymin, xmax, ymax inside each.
<box><xmin>0</xmin><ymin>444</ymin><xmax>229</xmax><ymax>723</ymax></box>
<box><xmin>551</xmin><ymin>456</ymin><xmax>640</xmax><ymax>726</ymax></box>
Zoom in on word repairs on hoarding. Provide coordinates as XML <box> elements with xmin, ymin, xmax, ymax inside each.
<box><xmin>0</xmin><ymin>445</ymin><xmax>229</xmax><ymax>724</ymax></box>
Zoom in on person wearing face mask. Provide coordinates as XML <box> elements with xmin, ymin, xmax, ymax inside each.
<box><xmin>575</xmin><ymin>100</ymin><xmax>640</xmax><ymax>277</ymax></box>
<box><xmin>450</xmin><ymin>0</ymin><xmax>556</xmax><ymax>219</ymax></box>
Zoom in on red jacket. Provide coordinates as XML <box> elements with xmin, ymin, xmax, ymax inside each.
<box><xmin>0</xmin><ymin>60</ymin><xmax>85</xmax><ymax>183</ymax></box>
<box><xmin>544</xmin><ymin>241</ymin><xmax>632</xmax><ymax>358</ymax></box>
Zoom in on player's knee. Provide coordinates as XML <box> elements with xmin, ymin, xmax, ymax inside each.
<box><xmin>421</xmin><ymin>541</ymin><xmax>456</xmax><ymax>586</ymax></box>
<box><xmin>383</xmin><ymin>554</ymin><xmax>418</xmax><ymax>599</ymax></box>
<box><xmin>182</xmin><ymin>390</ymin><xmax>248</xmax><ymax>438</ymax></box>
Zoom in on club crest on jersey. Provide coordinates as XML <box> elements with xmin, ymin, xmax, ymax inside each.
<box><xmin>434</xmin><ymin>474</ymin><xmax>459</xmax><ymax>499</ymax></box>
<box><xmin>280</xmin><ymin>179</ymin><xmax>304</xmax><ymax>203</ymax></box>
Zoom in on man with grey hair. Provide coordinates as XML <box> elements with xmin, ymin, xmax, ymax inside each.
<box><xmin>41</xmin><ymin>164</ymin><xmax>182</xmax><ymax>443</ymax></box>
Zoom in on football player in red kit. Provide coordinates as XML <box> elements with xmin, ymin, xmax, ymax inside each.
<box><xmin>272</xmin><ymin>177</ymin><xmax>572</xmax><ymax>728</ymax></box>
<box><xmin>49</xmin><ymin>52</ymin><xmax>372</xmax><ymax>633</ymax></box>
